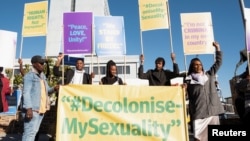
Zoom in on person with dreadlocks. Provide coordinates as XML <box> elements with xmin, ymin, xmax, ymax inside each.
<box><xmin>99</xmin><ymin>60</ymin><xmax>125</xmax><ymax>85</ymax></box>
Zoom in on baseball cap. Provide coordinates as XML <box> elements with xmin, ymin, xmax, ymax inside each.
<box><xmin>31</xmin><ymin>55</ymin><xmax>45</xmax><ymax>64</ymax></box>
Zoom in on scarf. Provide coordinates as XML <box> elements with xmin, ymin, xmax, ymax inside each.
<box><xmin>187</xmin><ymin>72</ymin><xmax>208</xmax><ymax>85</ymax></box>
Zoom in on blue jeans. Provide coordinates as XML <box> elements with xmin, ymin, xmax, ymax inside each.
<box><xmin>22</xmin><ymin>111</ymin><xmax>44</xmax><ymax>141</ymax></box>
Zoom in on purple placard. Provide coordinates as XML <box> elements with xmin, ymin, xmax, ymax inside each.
<box><xmin>63</xmin><ymin>12</ymin><xmax>92</xmax><ymax>54</ymax></box>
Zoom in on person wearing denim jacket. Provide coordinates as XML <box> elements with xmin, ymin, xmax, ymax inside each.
<box><xmin>21</xmin><ymin>55</ymin><xmax>59</xmax><ymax>141</ymax></box>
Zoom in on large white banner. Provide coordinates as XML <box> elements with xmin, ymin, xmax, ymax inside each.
<box><xmin>181</xmin><ymin>12</ymin><xmax>214</xmax><ymax>55</ymax></box>
<box><xmin>0</xmin><ymin>30</ymin><xmax>17</xmax><ymax>68</ymax></box>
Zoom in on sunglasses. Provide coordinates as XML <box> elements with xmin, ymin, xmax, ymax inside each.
<box><xmin>39</xmin><ymin>62</ymin><xmax>45</xmax><ymax>65</ymax></box>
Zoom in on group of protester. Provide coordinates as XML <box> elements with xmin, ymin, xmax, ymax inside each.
<box><xmin>1</xmin><ymin>41</ymin><xmax>248</xmax><ymax>141</ymax></box>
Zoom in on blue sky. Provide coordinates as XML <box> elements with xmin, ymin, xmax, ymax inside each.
<box><xmin>0</xmin><ymin>0</ymin><xmax>250</xmax><ymax>98</ymax></box>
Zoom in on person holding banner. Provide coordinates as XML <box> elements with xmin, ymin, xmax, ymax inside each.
<box><xmin>0</xmin><ymin>66</ymin><xmax>12</xmax><ymax>112</ymax></box>
<box><xmin>21</xmin><ymin>55</ymin><xmax>59</xmax><ymax>141</ymax></box>
<box><xmin>52</xmin><ymin>53</ymin><xmax>94</xmax><ymax>141</ymax></box>
<box><xmin>184</xmin><ymin>41</ymin><xmax>224</xmax><ymax>141</ymax></box>
<box><xmin>138</xmin><ymin>53</ymin><xmax>179</xmax><ymax>86</ymax></box>
<box><xmin>53</xmin><ymin>53</ymin><xmax>94</xmax><ymax>85</ymax></box>
<box><xmin>51</xmin><ymin>53</ymin><xmax>94</xmax><ymax>140</ymax></box>
<box><xmin>99</xmin><ymin>60</ymin><xmax>125</xmax><ymax>85</ymax></box>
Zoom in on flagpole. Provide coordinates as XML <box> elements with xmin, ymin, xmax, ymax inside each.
<box><xmin>124</xmin><ymin>55</ymin><xmax>126</xmax><ymax>83</ymax></box>
<box><xmin>184</xmin><ymin>55</ymin><xmax>188</xmax><ymax>77</ymax></box>
<box><xmin>239</xmin><ymin>0</ymin><xmax>246</xmax><ymax>28</ymax></box>
<box><xmin>138</xmin><ymin>1</ymin><xmax>144</xmax><ymax>54</ymax></box>
<box><xmin>19</xmin><ymin>37</ymin><xmax>24</xmax><ymax>58</ymax></box>
<box><xmin>239</xmin><ymin>0</ymin><xmax>250</xmax><ymax>74</ymax></box>
<box><xmin>44</xmin><ymin>0</ymin><xmax>49</xmax><ymax>58</ymax></box>
<box><xmin>61</xmin><ymin>25</ymin><xmax>65</xmax><ymax>85</ymax></box>
<box><xmin>98</xmin><ymin>57</ymin><xmax>100</xmax><ymax>83</ymax></box>
<box><xmin>246</xmin><ymin>28</ymin><xmax>250</xmax><ymax>75</ymax></box>
<box><xmin>91</xmin><ymin>22</ymin><xmax>95</xmax><ymax>84</ymax></box>
<box><xmin>12</xmin><ymin>34</ymin><xmax>18</xmax><ymax>91</ymax></box>
<box><xmin>213</xmin><ymin>53</ymin><xmax>217</xmax><ymax>81</ymax></box>
<box><xmin>19</xmin><ymin>5</ymin><xmax>26</xmax><ymax>59</ymax></box>
<box><xmin>91</xmin><ymin>54</ymin><xmax>93</xmax><ymax>84</ymax></box>
<box><xmin>140</xmin><ymin>30</ymin><xmax>144</xmax><ymax>54</ymax></box>
<box><xmin>166</xmin><ymin>0</ymin><xmax>174</xmax><ymax>53</ymax></box>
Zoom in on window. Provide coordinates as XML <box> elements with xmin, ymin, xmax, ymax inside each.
<box><xmin>93</xmin><ymin>66</ymin><xmax>106</xmax><ymax>75</ymax></box>
<box><xmin>117</xmin><ymin>66</ymin><xmax>130</xmax><ymax>74</ymax></box>
<box><xmin>84</xmin><ymin>67</ymin><xmax>89</xmax><ymax>74</ymax></box>
<box><xmin>93</xmin><ymin>65</ymin><xmax>130</xmax><ymax>75</ymax></box>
